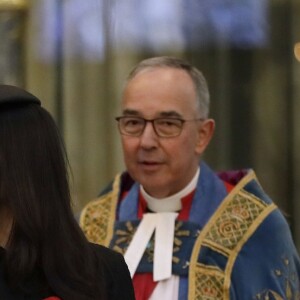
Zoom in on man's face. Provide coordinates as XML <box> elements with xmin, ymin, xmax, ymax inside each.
<box><xmin>120</xmin><ymin>67</ymin><xmax>214</xmax><ymax>198</ymax></box>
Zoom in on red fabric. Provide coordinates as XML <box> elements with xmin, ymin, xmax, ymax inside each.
<box><xmin>43</xmin><ymin>297</ymin><xmax>61</xmax><ymax>300</ymax></box>
<box><xmin>133</xmin><ymin>273</ymin><xmax>157</xmax><ymax>300</ymax></box>
<box><xmin>178</xmin><ymin>190</ymin><xmax>195</xmax><ymax>221</ymax></box>
<box><xmin>217</xmin><ymin>169</ymin><xmax>247</xmax><ymax>186</ymax></box>
<box><xmin>224</xmin><ymin>181</ymin><xmax>234</xmax><ymax>193</ymax></box>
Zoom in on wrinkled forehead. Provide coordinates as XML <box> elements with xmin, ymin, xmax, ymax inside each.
<box><xmin>121</xmin><ymin>68</ymin><xmax>199</xmax><ymax>117</ymax></box>
<box><xmin>126</xmin><ymin>65</ymin><xmax>194</xmax><ymax>85</ymax></box>
<box><xmin>123</xmin><ymin>66</ymin><xmax>196</xmax><ymax>98</ymax></box>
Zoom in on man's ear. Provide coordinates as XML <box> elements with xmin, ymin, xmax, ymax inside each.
<box><xmin>195</xmin><ymin>118</ymin><xmax>215</xmax><ymax>155</ymax></box>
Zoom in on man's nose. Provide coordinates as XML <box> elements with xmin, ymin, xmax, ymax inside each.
<box><xmin>139</xmin><ymin>121</ymin><xmax>159</xmax><ymax>148</ymax></box>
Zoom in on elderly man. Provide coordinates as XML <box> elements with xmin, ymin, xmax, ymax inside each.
<box><xmin>80</xmin><ymin>57</ymin><xmax>300</xmax><ymax>299</ymax></box>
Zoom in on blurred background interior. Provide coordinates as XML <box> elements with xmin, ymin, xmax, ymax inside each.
<box><xmin>1</xmin><ymin>0</ymin><xmax>300</xmax><ymax>249</ymax></box>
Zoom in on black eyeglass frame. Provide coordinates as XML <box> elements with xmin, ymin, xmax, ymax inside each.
<box><xmin>115</xmin><ymin>116</ymin><xmax>204</xmax><ymax>138</ymax></box>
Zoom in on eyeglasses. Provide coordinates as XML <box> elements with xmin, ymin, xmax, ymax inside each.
<box><xmin>115</xmin><ymin>116</ymin><xmax>204</xmax><ymax>138</ymax></box>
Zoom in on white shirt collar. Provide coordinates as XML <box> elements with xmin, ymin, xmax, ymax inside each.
<box><xmin>140</xmin><ymin>167</ymin><xmax>200</xmax><ymax>212</ymax></box>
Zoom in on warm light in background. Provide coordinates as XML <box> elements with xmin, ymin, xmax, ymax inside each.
<box><xmin>295</xmin><ymin>42</ymin><xmax>300</xmax><ymax>62</ymax></box>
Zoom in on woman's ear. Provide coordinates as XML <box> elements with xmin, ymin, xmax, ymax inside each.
<box><xmin>195</xmin><ymin>118</ymin><xmax>215</xmax><ymax>155</ymax></box>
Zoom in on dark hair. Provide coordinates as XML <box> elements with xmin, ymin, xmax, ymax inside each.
<box><xmin>126</xmin><ymin>56</ymin><xmax>210</xmax><ymax>118</ymax></box>
<box><xmin>0</xmin><ymin>103</ymin><xmax>105</xmax><ymax>299</ymax></box>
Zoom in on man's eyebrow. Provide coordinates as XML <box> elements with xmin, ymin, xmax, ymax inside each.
<box><xmin>159</xmin><ymin>111</ymin><xmax>183</xmax><ymax>118</ymax></box>
<box><xmin>122</xmin><ymin>109</ymin><xmax>140</xmax><ymax>116</ymax></box>
<box><xmin>121</xmin><ymin>109</ymin><xmax>183</xmax><ymax>118</ymax></box>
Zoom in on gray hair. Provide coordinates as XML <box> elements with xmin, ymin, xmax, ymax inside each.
<box><xmin>125</xmin><ymin>56</ymin><xmax>210</xmax><ymax>118</ymax></box>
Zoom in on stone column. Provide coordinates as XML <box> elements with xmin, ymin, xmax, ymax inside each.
<box><xmin>0</xmin><ymin>0</ymin><xmax>28</xmax><ymax>86</ymax></box>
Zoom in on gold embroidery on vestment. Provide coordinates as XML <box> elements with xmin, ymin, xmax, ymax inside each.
<box><xmin>194</xmin><ymin>264</ymin><xmax>224</xmax><ymax>299</ymax></box>
<box><xmin>79</xmin><ymin>174</ymin><xmax>121</xmax><ymax>246</ymax></box>
<box><xmin>188</xmin><ymin>171</ymin><xmax>277</xmax><ymax>300</ymax></box>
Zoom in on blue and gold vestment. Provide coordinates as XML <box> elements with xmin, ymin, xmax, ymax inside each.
<box><xmin>80</xmin><ymin>162</ymin><xmax>300</xmax><ymax>299</ymax></box>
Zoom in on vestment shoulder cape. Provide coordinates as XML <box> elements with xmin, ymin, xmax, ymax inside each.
<box><xmin>80</xmin><ymin>162</ymin><xmax>300</xmax><ymax>299</ymax></box>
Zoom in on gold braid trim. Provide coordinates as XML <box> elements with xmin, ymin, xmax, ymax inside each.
<box><xmin>79</xmin><ymin>174</ymin><xmax>121</xmax><ymax>247</ymax></box>
<box><xmin>188</xmin><ymin>171</ymin><xmax>277</xmax><ymax>300</ymax></box>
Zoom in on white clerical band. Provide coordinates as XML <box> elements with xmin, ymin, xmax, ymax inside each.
<box><xmin>124</xmin><ymin>212</ymin><xmax>178</xmax><ymax>281</ymax></box>
<box><xmin>149</xmin><ymin>275</ymin><xmax>179</xmax><ymax>300</ymax></box>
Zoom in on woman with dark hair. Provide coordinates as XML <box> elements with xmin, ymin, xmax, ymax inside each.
<box><xmin>0</xmin><ymin>85</ymin><xmax>135</xmax><ymax>300</ymax></box>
